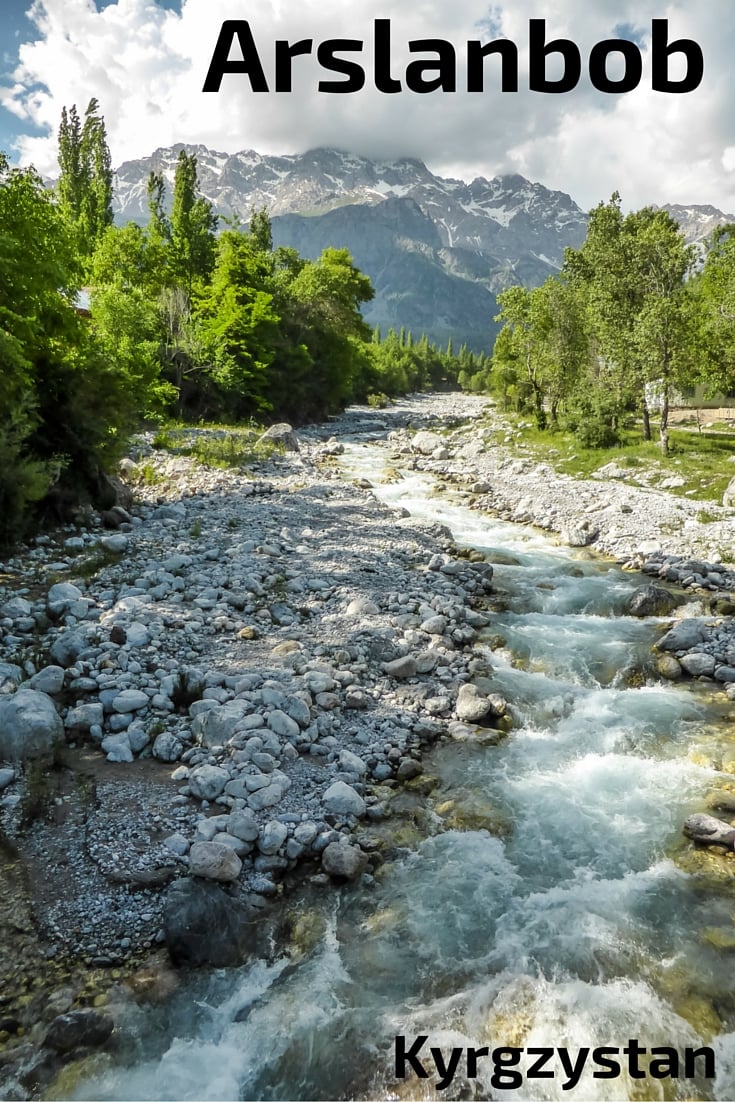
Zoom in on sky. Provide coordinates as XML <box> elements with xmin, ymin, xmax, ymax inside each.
<box><xmin>1</xmin><ymin>0</ymin><xmax>734</xmax><ymax>214</ymax></box>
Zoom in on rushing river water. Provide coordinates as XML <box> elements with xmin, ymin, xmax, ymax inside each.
<box><xmin>76</xmin><ymin>440</ymin><xmax>735</xmax><ymax>1102</ymax></box>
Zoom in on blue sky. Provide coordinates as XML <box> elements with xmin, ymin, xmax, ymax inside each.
<box><xmin>1</xmin><ymin>1</ymin><xmax>734</xmax><ymax>213</ymax></box>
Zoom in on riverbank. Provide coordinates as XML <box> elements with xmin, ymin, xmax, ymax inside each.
<box><xmin>1</xmin><ymin>390</ymin><xmax>734</xmax><ymax>1097</ymax></box>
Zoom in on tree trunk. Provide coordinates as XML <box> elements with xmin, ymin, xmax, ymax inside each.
<box><xmin>642</xmin><ymin>399</ymin><xmax>651</xmax><ymax>441</ymax></box>
<box><xmin>659</xmin><ymin>390</ymin><xmax>669</xmax><ymax>456</ymax></box>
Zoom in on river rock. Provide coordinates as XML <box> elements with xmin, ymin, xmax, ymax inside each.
<box><xmin>723</xmin><ymin>476</ymin><xmax>735</xmax><ymax>508</ymax></box>
<box><xmin>455</xmin><ymin>683</ymin><xmax>494</xmax><ymax>724</ymax></box>
<box><xmin>45</xmin><ymin>1009</ymin><xmax>114</xmax><ymax>1052</ymax></box>
<box><xmin>627</xmin><ymin>585</ymin><xmax>679</xmax><ymax>618</ymax></box>
<box><xmin>189</xmin><ymin>765</ymin><xmax>230</xmax><ymax>801</ymax></box>
<box><xmin>189</xmin><ymin>840</ymin><xmax>242</xmax><ymax>881</ymax></box>
<box><xmin>0</xmin><ymin>689</ymin><xmax>63</xmax><ymax>760</ymax></box>
<box><xmin>561</xmin><ymin>522</ymin><xmax>598</xmax><ymax>547</ymax></box>
<box><xmin>49</xmin><ymin>632</ymin><xmax>89</xmax><ymax>668</ymax></box>
<box><xmin>656</xmin><ymin>620</ymin><xmax>710</xmax><ymax>652</ymax></box>
<box><xmin>680</xmin><ymin>652</ymin><xmax>716</xmax><ymax>678</ymax></box>
<box><xmin>29</xmin><ymin>665</ymin><xmax>65</xmax><ymax>695</ymax></box>
<box><xmin>411</xmin><ymin>430</ymin><xmax>443</xmax><ymax>455</ymax></box>
<box><xmin>152</xmin><ymin>732</ymin><xmax>183</xmax><ymax>762</ymax></box>
<box><xmin>683</xmin><ymin>813</ymin><xmax>735</xmax><ymax>848</ymax></box>
<box><xmin>112</xmin><ymin>689</ymin><xmax>149</xmax><ymax>713</ymax></box>
<box><xmin>192</xmin><ymin>700</ymin><xmax>248</xmax><ymax>747</ymax></box>
<box><xmin>656</xmin><ymin>655</ymin><xmax>683</xmax><ymax>680</ymax></box>
<box><xmin>258</xmin><ymin>820</ymin><xmax>288</xmax><ymax>855</ymax></box>
<box><xmin>322</xmin><ymin>781</ymin><xmax>366</xmax><ymax>817</ymax></box>
<box><xmin>163</xmin><ymin>878</ymin><xmax>258</xmax><ymax>966</ymax></box>
<box><xmin>382</xmin><ymin>656</ymin><xmax>417</xmax><ymax>680</ymax></box>
<box><xmin>226</xmin><ymin>811</ymin><xmax>260</xmax><ymax>842</ymax></box>
<box><xmin>47</xmin><ymin>582</ymin><xmax>83</xmax><ymax>617</ymax></box>
<box><xmin>321</xmin><ymin>841</ymin><xmax>367</xmax><ymax>880</ymax></box>
<box><xmin>258</xmin><ymin>423</ymin><xmax>299</xmax><ymax>451</ymax></box>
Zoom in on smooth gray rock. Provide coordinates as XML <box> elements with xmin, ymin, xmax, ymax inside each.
<box><xmin>112</xmin><ymin>689</ymin><xmax>149</xmax><ymax>713</ymax></box>
<box><xmin>189</xmin><ymin>840</ymin><xmax>242</xmax><ymax>881</ymax></box>
<box><xmin>189</xmin><ymin>765</ymin><xmax>230</xmax><ymax>801</ymax></box>
<box><xmin>258</xmin><ymin>820</ymin><xmax>288</xmax><ymax>855</ymax></box>
<box><xmin>679</xmin><ymin>652</ymin><xmax>716</xmax><ymax>677</ymax></box>
<box><xmin>322</xmin><ymin>841</ymin><xmax>367</xmax><ymax>880</ymax></box>
<box><xmin>65</xmin><ymin>703</ymin><xmax>104</xmax><ymax>730</ymax></box>
<box><xmin>0</xmin><ymin>689</ymin><xmax>63</xmax><ymax>760</ymax></box>
<box><xmin>226</xmin><ymin>811</ymin><xmax>260</xmax><ymax>843</ymax></box>
<box><xmin>49</xmin><ymin>632</ymin><xmax>88</xmax><ymax>668</ymax></box>
<box><xmin>0</xmin><ymin>662</ymin><xmax>24</xmax><ymax>694</ymax></box>
<box><xmin>192</xmin><ymin>701</ymin><xmax>248</xmax><ymax>747</ymax></box>
<box><xmin>29</xmin><ymin>665</ymin><xmax>65</xmax><ymax>695</ymax></box>
<box><xmin>322</xmin><ymin>781</ymin><xmax>366</xmax><ymax>817</ymax></box>
<box><xmin>455</xmin><ymin>683</ymin><xmax>494</xmax><ymax>724</ymax></box>
<box><xmin>152</xmin><ymin>732</ymin><xmax>183</xmax><ymax>762</ymax></box>
<box><xmin>101</xmin><ymin>732</ymin><xmax>134</xmax><ymax>763</ymax></box>
<box><xmin>258</xmin><ymin>422</ymin><xmax>299</xmax><ymax>451</ymax></box>
<box><xmin>382</xmin><ymin>656</ymin><xmax>417</xmax><ymax>680</ymax></box>
<box><xmin>656</xmin><ymin>620</ymin><xmax>710</xmax><ymax>652</ymax></box>
<box><xmin>267</xmin><ymin>709</ymin><xmax>299</xmax><ymax>739</ymax></box>
<box><xmin>683</xmin><ymin>812</ymin><xmax>735</xmax><ymax>848</ymax></box>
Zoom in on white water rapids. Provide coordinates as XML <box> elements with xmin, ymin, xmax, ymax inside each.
<box><xmin>75</xmin><ymin>440</ymin><xmax>735</xmax><ymax>1101</ymax></box>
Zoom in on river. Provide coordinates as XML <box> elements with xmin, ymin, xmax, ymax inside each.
<box><xmin>74</xmin><ymin>437</ymin><xmax>735</xmax><ymax>1101</ymax></box>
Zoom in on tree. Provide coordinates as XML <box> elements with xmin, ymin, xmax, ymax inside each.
<box><xmin>57</xmin><ymin>98</ymin><xmax>113</xmax><ymax>258</ymax></box>
<box><xmin>170</xmin><ymin>150</ymin><xmax>218</xmax><ymax>294</ymax></box>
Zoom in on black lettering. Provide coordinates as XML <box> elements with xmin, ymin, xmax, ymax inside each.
<box><xmin>395</xmin><ymin>1035</ymin><xmax>429</xmax><ymax>1079</ymax></box>
<box><xmin>274</xmin><ymin>38</ymin><xmax>312</xmax><ymax>92</ymax></box>
<box><xmin>406</xmin><ymin>40</ymin><xmax>456</xmax><ymax>93</ymax></box>
<box><xmin>467</xmin><ymin>39</ymin><xmax>518</xmax><ymax>92</ymax></box>
<box><xmin>528</xmin><ymin>19</ymin><xmax>581</xmax><ymax>93</ymax></box>
<box><xmin>317</xmin><ymin>39</ymin><xmax>365</xmax><ymax>92</ymax></box>
<box><xmin>374</xmin><ymin>19</ymin><xmax>402</xmax><ymax>93</ymax></box>
<box><xmin>202</xmin><ymin>20</ymin><xmax>269</xmax><ymax>93</ymax></box>
<box><xmin>684</xmin><ymin>1046</ymin><xmax>716</xmax><ymax>1079</ymax></box>
<box><xmin>558</xmin><ymin>1046</ymin><xmax>590</xmax><ymax>1091</ymax></box>
<box><xmin>433</xmin><ymin>1047</ymin><xmax>462</xmax><ymax>1091</ymax></box>
<box><xmin>491</xmin><ymin>1048</ymin><xmax>523</xmax><ymax>1090</ymax></box>
<box><xmin>649</xmin><ymin>1047</ymin><xmax>678</xmax><ymax>1079</ymax></box>
<box><xmin>651</xmin><ymin>19</ymin><xmax>704</xmax><ymax>93</ymax></box>
<box><xmin>466</xmin><ymin>1046</ymin><xmax>489</xmax><ymax>1078</ymax></box>
<box><xmin>589</xmin><ymin>39</ymin><xmax>642</xmax><ymax>92</ymax></box>
<box><xmin>624</xmin><ymin>1040</ymin><xmax>646</xmax><ymax>1079</ymax></box>
<box><xmin>592</xmin><ymin>1047</ymin><xmax>621</xmax><ymax>1079</ymax></box>
<box><xmin>527</xmin><ymin>1048</ymin><xmax>554</xmax><ymax>1078</ymax></box>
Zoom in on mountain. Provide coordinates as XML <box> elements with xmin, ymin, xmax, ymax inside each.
<box><xmin>111</xmin><ymin>145</ymin><xmax>735</xmax><ymax>351</ymax></box>
<box><xmin>112</xmin><ymin>145</ymin><xmax>588</xmax><ymax>351</ymax></box>
<box><xmin>658</xmin><ymin>204</ymin><xmax>735</xmax><ymax>247</ymax></box>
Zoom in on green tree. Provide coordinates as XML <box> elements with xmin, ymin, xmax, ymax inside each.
<box><xmin>170</xmin><ymin>150</ymin><xmax>218</xmax><ymax>295</ymax></box>
<box><xmin>57</xmin><ymin>98</ymin><xmax>113</xmax><ymax>258</ymax></box>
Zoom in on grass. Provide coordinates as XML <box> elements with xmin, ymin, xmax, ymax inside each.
<box><xmin>500</xmin><ymin>417</ymin><xmax>735</xmax><ymax>503</ymax></box>
<box><xmin>150</xmin><ymin>425</ymin><xmax>279</xmax><ymax>469</ymax></box>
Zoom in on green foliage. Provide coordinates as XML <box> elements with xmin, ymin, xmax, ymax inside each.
<box><xmin>57</xmin><ymin>98</ymin><xmax>113</xmax><ymax>260</ymax></box>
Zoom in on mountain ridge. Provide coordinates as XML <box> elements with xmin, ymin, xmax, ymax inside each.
<box><xmin>111</xmin><ymin>144</ymin><xmax>734</xmax><ymax>350</ymax></box>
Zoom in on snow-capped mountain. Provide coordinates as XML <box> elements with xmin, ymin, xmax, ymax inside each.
<box><xmin>112</xmin><ymin>145</ymin><xmax>588</xmax><ymax>349</ymax></box>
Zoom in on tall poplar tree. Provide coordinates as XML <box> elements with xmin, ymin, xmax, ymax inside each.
<box><xmin>57</xmin><ymin>98</ymin><xmax>113</xmax><ymax>258</ymax></box>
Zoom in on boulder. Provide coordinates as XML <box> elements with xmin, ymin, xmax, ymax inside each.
<box><xmin>189</xmin><ymin>841</ymin><xmax>242</xmax><ymax>881</ymax></box>
<box><xmin>382</xmin><ymin>656</ymin><xmax>417</xmax><ymax>680</ymax></box>
<box><xmin>258</xmin><ymin>422</ymin><xmax>299</xmax><ymax>452</ymax></box>
<box><xmin>456</xmin><ymin>683</ymin><xmax>494</xmax><ymax>724</ymax></box>
<box><xmin>189</xmin><ymin>765</ymin><xmax>230</xmax><ymax>801</ymax></box>
<box><xmin>0</xmin><ymin>689</ymin><xmax>63</xmax><ymax>760</ymax></box>
<box><xmin>411</xmin><ymin>430</ymin><xmax>443</xmax><ymax>455</ymax></box>
<box><xmin>680</xmin><ymin>652</ymin><xmax>716</xmax><ymax>678</ymax></box>
<box><xmin>683</xmin><ymin>812</ymin><xmax>735</xmax><ymax>848</ymax></box>
<box><xmin>627</xmin><ymin>585</ymin><xmax>679</xmax><ymax>618</ymax></box>
<box><xmin>163</xmin><ymin>877</ymin><xmax>259</xmax><ymax>966</ymax></box>
<box><xmin>656</xmin><ymin>619</ymin><xmax>709</xmax><ymax>652</ymax></box>
<box><xmin>322</xmin><ymin>841</ymin><xmax>367</xmax><ymax>880</ymax></box>
<box><xmin>723</xmin><ymin>475</ymin><xmax>735</xmax><ymax>508</ymax></box>
<box><xmin>44</xmin><ymin>1009</ymin><xmax>114</xmax><ymax>1052</ymax></box>
<box><xmin>322</xmin><ymin>781</ymin><xmax>366</xmax><ymax>817</ymax></box>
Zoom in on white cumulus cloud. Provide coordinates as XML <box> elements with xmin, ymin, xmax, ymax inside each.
<box><xmin>1</xmin><ymin>0</ymin><xmax>735</xmax><ymax>213</ymax></box>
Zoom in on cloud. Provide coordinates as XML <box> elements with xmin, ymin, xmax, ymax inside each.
<box><xmin>2</xmin><ymin>0</ymin><xmax>735</xmax><ymax>213</ymax></box>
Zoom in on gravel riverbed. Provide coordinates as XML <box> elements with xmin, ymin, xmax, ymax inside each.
<box><xmin>1</xmin><ymin>391</ymin><xmax>735</xmax><ymax>1094</ymax></box>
